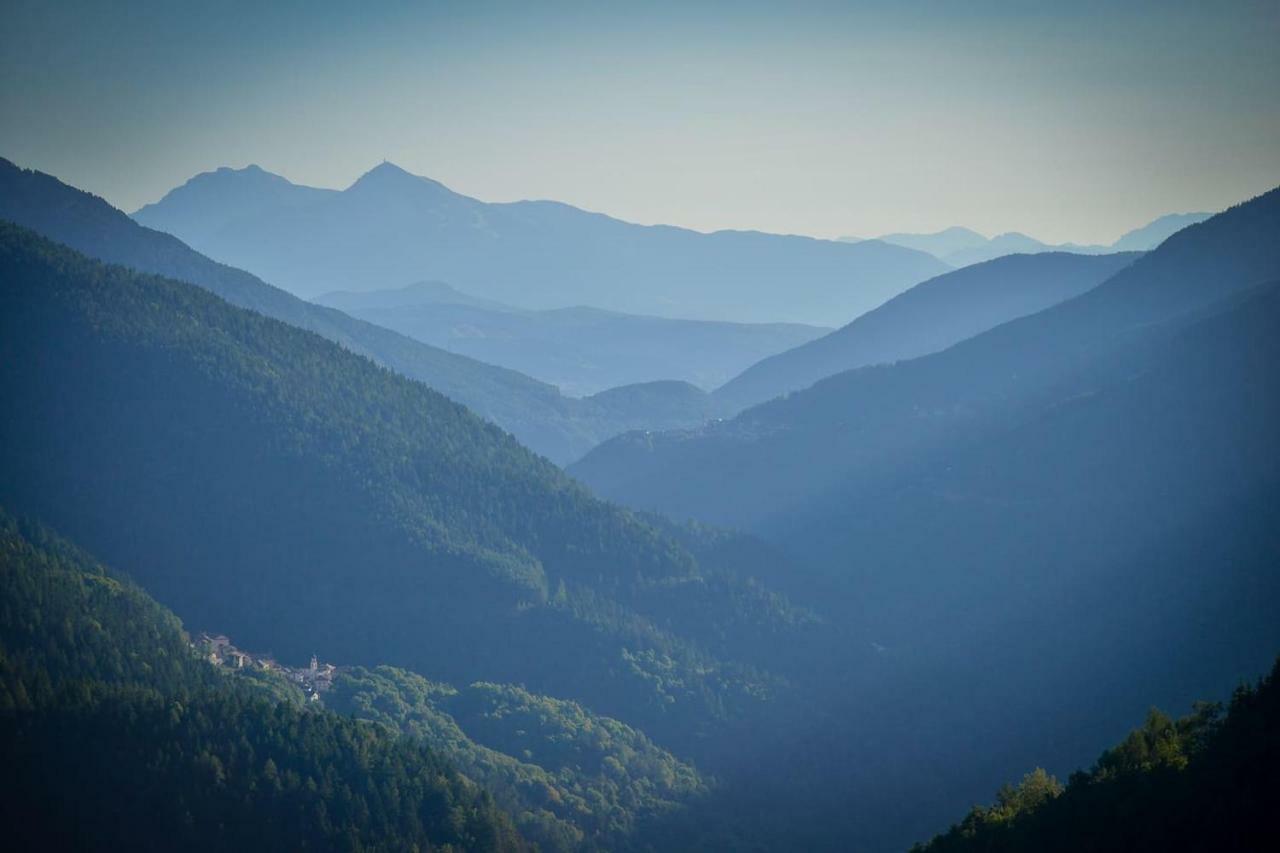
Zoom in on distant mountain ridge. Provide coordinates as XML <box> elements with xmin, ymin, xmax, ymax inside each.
<box><xmin>571</xmin><ymin>184</ymin><xmax>1280</xmax><ymax>852</ymax></box>
<box><xmin>129</xmin><ymin>163</ymin><xmax>337</xmax><ymax>240</ymax></box>
<box><xmin>575</xmin><ymin>187</ymin><xmax>1280</xmax><ymax>531</ymax></box>
<box><xmin>0</xmin><ymin>157</ymin><xmax>721</xmax><ymax>462</ymax></box>
<box><xmin>316</xmin><ymin>282</ymin><xmax>830</xmax><ymax>396</ymax></box>
<box><xmin>713</xmin><ymin>251</ymin><xmax>1140</xmax><ymax>411</ymax></box>
<box><xmin>319</xmin><ymin>280</ymin><xmax>515</xmax><ymax>312</ymax></box>
<box><xmin>863</xmin><ymin>226</ymin><xmax>989</xmax><ymax>257</ymax></box>
<box><xmin>132</xmin><ymin>162</ymin><xmax>950</xmax><ymax>325</ymax></box>
<box><xmin>843</xmin><ymin>211</ymin><xmax>1211</xmax><ymax>266</ymax></box>
<box><xmin>0</xmin><ymin>220</ymin><xmax>821</xmax><ymax>764</ymax></box>
<box><xmin>1109</xmin><ymin>211</ymin><xmax>1215</xmax><ymax>252</ymax></box>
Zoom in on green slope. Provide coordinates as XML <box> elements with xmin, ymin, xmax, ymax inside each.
<box><xmin>912</xmin><ymin>659</ymin><xmax>1280</xmax><ymax>852</ymax></box>
<box><xmin>0</xmin><ymin>508</ymin><xmax>525</xmax><ymax>852</ymax></box>
<box><xmin>0</xmin><ymin>222</ymin><xmax>803</xmax><ymax>759</ymax></box>
<box><xmin>329</xmin><ymin>666</ymin><xmax>708</xmax><ymax>850</ymax></box>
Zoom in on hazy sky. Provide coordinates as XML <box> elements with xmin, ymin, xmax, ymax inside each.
<box><xmin>2</xmin><ymin>1</ymin><xmax>1277</xmax><ymax>243</ymax></box>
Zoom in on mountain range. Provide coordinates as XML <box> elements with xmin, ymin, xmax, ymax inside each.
<box><xmin>315</xmin><ymin>281</ymin><xmax>829</xmax><ymax>396</ymax></box>
<box><xmin>0</xmin><ymin>220</ymin><xmax>832</xmax><ymax>772</ymax></box>
<box><xmin>572</xmin><ymin>186</ymin><xmax>1280</xmax><ymax>848</ymax></box>
<box><xmin>3</xmin><ymin>150</ymin><xmax>1276</xmax><ymax>850</ymax></box>
<box><xmin>576</xmin><ymin>189</ymin><xmax>1278</xmax><ymax>534</ymax></box>
<box><xmin>131</xmin><ymin>162</ymin><xmax>950</xmax><ymax>325</ymax></box>
<box><xmin>0</xmin><ymin>157</ymin><xmax>726</xmax><ymax>463</ymax></box>
<box><xmin>713</xmin><ymin>251</ymin><xmax>1141</xmax><ymax>412</ymax></box>
<box><xmin>844</xmin><ymin>212</ymin><xmax>1211</xmax><ymax>267</ymax></box>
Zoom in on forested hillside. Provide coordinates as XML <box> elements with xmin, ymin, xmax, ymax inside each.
<box><xmin>913</xmin><ymin>660</ymin><xmax>1280</xmax><ymax>852</ymax></box>
<box><xmin>329</xmin><ymin>666</ymin><xmax>708</xmax><ymax>850</ymax></box>
<box><xmin>6</xmin><ymin>3</ymin><xmax>1275</xmax><ymax>851</ymax></box>
<box><xmin>0</xmin><ymin>157</ymin><xmax>714</xmax><ymax>462</ymax></box>
<box><xmin>7</xmin><ymin>168</ymin><xmax>1273</xmax><ymax>852</ymax></box>
<box><xmin>0</xmin><ymin>222</ymin><xmax>811</xmax><ymax>764</ymax></box>
<box><xmin>0</xmin><ymin>509</ymin><xmax>525</xmax><ymax>852</ymax></box>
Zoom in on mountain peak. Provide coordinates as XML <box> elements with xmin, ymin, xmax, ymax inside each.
<box><xmin>367</xmin><ymin>160</ymin><xmax>413</xmax><ymax>178</ymax></box>
<box><xmin>202</xmin><ymin>163</ymin><xmax>285</xmax><ymax>183</ymax></box>
<box><xmin>216</xmin><ymin>163</ymin><xmax>264</xmax><ymax>174</ymax></box>
<box><xmin>130</xmin><ymin>162</ymin><xmax>333</xmax><ymax>224</ymax></box>
<box><xmin>348</xmin><ymin>161</ymin><xmax>448</xmax><ymax>193</ymax></box>
<box><xmin>148</xmin><ymin>164</ymin><xmax>296</xmax><ymax>201</ymax></box>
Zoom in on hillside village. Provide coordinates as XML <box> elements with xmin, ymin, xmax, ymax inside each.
<box><xmin>196</xmin><ymin>632</ymin><xmax>339</xmax><ymax>700</ymax></box>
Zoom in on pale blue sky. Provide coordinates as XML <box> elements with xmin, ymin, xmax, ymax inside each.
<box><xmin>2</xmin><ymin>0</ymin><xmax>1277</xmax><ymax>243</ymax></box>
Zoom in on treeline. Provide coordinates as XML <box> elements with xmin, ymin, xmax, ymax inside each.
<box><xmin>912</xmin><ymin>659</ymin><xmax>1280</xmax><ymax>852</ymax></box>
<box><xmin>0</xmin><ymin>509</ymin><xmax>526</xmax><ymax>852</ymax></box>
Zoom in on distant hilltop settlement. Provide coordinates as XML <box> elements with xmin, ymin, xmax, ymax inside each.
<box><xmin>196</xmin><ymin>632</ymin><xmax>339</xmax><ymax>701</ymax></box>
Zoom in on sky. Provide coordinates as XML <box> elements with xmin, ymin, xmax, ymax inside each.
<box><xmin>2</xmin><ymin>0</ymin><xmax>1277</xmax><ymax>244</ymax></box>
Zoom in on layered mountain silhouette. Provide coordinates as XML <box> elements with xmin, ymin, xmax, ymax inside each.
<box><xmin>844</xmin><ymin>211</ymin><xmax>1210</xmax><ymax>266</ymax></box>
<box><xmin>575</xmin><ymin>189</ymin><xmax>1278</xmax><ymax>530</ymax></box>
<box><xmin>714</xmin><ymin>251</ymin><xmax>1140</xmax><ymax>412</ymax></box>
<box><xmin>6</xmin><ymin>148</ymin><xmax>1273</xmax><ymax>851</ymax></box>
<box><xmin>132</xmin><ymin>162</ymin><xmax>950</xmax><ymax>325</ymax></box>
<box><xmin>571</xmin><ymin>187</ymin><xmax>1280</xmax><ymax>849</ymax></box>
<box><xmin>0</xmin><ymin>157</ymin><xmax>719</xmax><ymax>462</ymax></box>
<box><xmin>0</xmin><ymin>221</ymin><xmax>823</xmax><ymax>762</ymax></box>
<box><xmin>320</xmin><ymin>279</ymin><xmax>512</xmax><ymax>312</ymax></box>
<box><xmin>855</xmin><ymin>226</ymin><xmax>990</xmax><ymax>258</ymax></box>
<box><xmin>1109</xmin><ymin>211</ymin><xmax>1217</xmax><ymax>252</ymax></box>
<box><xmin>317</xmin><ymin>281</ymin><xmax>829</xmax><ymax>396</ymax></box>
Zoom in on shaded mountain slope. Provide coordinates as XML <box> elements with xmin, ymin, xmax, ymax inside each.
<box><xmin>133</xmin><ymin>162</ymin><xmax>950</xmax><ymax>324</ymax></box>
<box><xmin>0</xmin><ymin>497</ymin><xmax>714</xmax><ymax>853</ymax></box>
<box><xmin>0</xmin><ymin>509</ymin><xmax>526</xmax><ymax>852</ymax></box>
<box><xmin>715</xmin><ymin>251</ymin><xmax>1138</xmax><ymax>411</ymax></box>
<box><xmin>0</xmin><ymin>157</ymin><xmax>713</xmax><ymax>462</ymax></box>
<box><xmin>572</xmin><ymin>186</ymin><xmax>1280</xmax><ymax>527</ymax></box>
<box><xmin>330</xmin><ymin>666</ymin><xmax>708</xmax><ymax>850</ymax></box>
<box><xmin>912</xmin><ymin>659</ymin><xmax>1280</xmax><ymax>853</ymax></box>
<box><xmin>567</xmin><ymin>188</ymin><xmax>1280</xmax><ymax>850</ymax></box>
<box><xmin>316</xmin><ymin>282</ymin><xmax>828</xmax><ymax>396</ymax></box>
<box><xmin>0</xmin><ymin>223</ymin><xmax>809</xmax><ymax>755</ymax></box>
<box><xmin>573</xmin><ymin>187</ymin><xmax>1280</xmax><ymax>852</ymax></box>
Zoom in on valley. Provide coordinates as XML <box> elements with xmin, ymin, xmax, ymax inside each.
<box><xmin>1</xmin><ymin>5</ymin><xmax>1276</xmax><ymax>847</ymax></box>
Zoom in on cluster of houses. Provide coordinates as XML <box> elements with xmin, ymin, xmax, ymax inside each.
<box><xmin>196</xmin><ymin>632</ymin><xmax>338</xmax><ymax>700</ymax></box>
